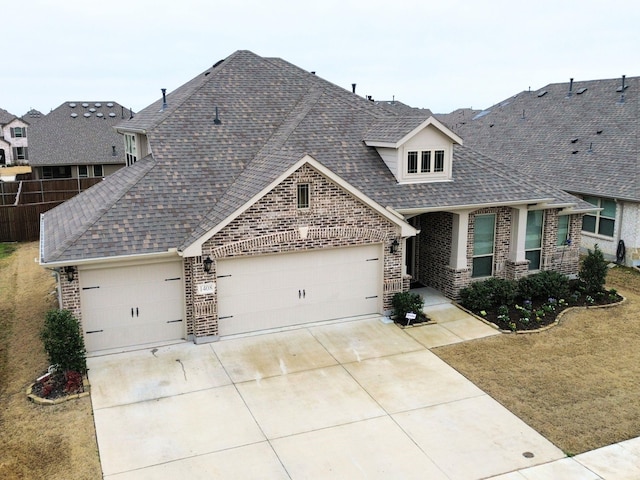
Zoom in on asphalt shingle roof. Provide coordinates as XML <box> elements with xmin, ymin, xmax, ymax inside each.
<box><xmin>443</xmin><ymin>77</ymin><xmax>640</xmax><ymax>201</ymax></box>
<box><xmin>0</xmin><ymin>107</ymin><xmax>18</xmax><ymax>125</ymax></box>
<box><xmin>41</xmin><ymin>50</ymin><xmax>586</xmax><ymax>264</ymax></box>
<box><xmin>29</xmin><ymin>101</ymin><xmax>128</xmax><ymax>166</ymax></box>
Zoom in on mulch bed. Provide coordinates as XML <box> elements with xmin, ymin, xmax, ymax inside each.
<box><xmin>481</xmin><ymin>291</ymin><xmax>623</xmax><ymax>331</ymax></box>
<box><xmin>29</xmin><ymin>371</ymin><xmax>85</xmax><ymax>400</ymax></box>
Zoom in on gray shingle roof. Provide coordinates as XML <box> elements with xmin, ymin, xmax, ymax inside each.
<box><xmin>0</xmin><ymin>107</ymin><xmax>18</xmax><ymax>125</ymax></box>
<box><xmin>41</xmin><ymin>50</ymin><xmax>585</xmax><ymax>264</ymax></box>
<box><xmin>29</xmin><ymin>101</ymin><xmax>128</xmax><ymax>166</ymax></box>
<box><xmin>445</xmin><ymin>77</ymin><xmax>640</xmax><ymax>201</ymax></box>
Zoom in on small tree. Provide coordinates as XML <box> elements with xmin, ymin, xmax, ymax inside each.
<box><xmin>40</xmin><ymin>309</ymin><xmax>87</xmax><ymax>376</ymax></box>
<box><xmin>579</xmin><ymin>245</ymin><xmax>608</xmax><ymax>294</ymax></box>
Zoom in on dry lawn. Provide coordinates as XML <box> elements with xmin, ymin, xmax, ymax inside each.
<box><xmin>435</xmin><ymin>265</ymin><xmax>640</xmax><ymax>455</ymax></box>
<box><xmin>0</xmin><ymin>242</ymin><xmax>101</xmax><ymax>480</ymax></box>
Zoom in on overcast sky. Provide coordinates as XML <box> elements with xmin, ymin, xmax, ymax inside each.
<box><xmin>3</xmin><ymin>0</ymin><xmax>638</xmax><ymax>117</ymax></box>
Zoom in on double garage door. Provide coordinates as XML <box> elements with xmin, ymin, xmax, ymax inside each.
<box><xmin>217</xmin><ymin>244</ymin><xmax>383</xmax><ymax>336</ymax></box>
<box><xmin>79</xmin><ymin>261</ymin><xmax>185</xmax><ymax>352</ymax></box>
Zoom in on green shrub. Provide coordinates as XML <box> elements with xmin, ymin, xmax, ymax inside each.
<box><xmin>579</xmin><ymin>245</ymin><xmax>608</xmax><ymax>294</ymax></box>
<box><xmin>392</xmin><ymin>292</ymin><xmax>426</xmax><ymax>322</ymax></box>
<box><xmin>459</xmin><ymin>277</ymin><xmax>516</xmax><ymax>312</ymax></box>
<box><xmin>40</xmin><ymin>309</ymin><xmax>87</xmax><ymax>375</ymax></box>
<box><xmin>518</xmin><ymin>270</ymin><xmax>570</xmax><ymax>300</ymax></box>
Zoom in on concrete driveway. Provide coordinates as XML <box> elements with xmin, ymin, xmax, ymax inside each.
<box><xmin>87</xmin><ymin>311</ymin><xmax>611</xmax><ymax>479</ymax></box>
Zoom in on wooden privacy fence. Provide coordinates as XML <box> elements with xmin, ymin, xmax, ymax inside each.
<box><xmin>0</xmin><ymin>178</ymin><xmax>102</xmax><ymax>242</ymax></box>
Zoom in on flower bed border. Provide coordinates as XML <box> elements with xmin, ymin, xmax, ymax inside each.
<box><xmin>456</xmin><ymin>294</ymin><xmax>626</xmax><ymax>335</ymax></box>
<box><xmin>26</xmin><ymin>376</ymin><xmax>91</xmax><ymax>405</ymax></box>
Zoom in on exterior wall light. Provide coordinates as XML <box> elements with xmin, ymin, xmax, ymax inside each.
<box><xmin>390</xmin><ymin>239</ymin><xmax>399</xmax><ymax>254</ymax></box>
<box><xmin>65</xmin><ymin>266</ymin><xmax>75</xmax><ymax>282</ymax></box>
<box><xmin>203</xmin><ymin>256</ymin><xmax>213</xmax><ymax>273</ymax></box>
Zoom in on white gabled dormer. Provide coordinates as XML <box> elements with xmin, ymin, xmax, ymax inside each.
<box><xmin>364</xmin><ymin>116</ymin><xmax>463</xmax><ymax>184</ymax></box>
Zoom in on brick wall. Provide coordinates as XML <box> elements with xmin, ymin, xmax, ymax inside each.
<box><xmin>189</xmin><ymin>164</ymin><xmax>402</xmax><ymax>338</ymax></box>
<box><xmin>59</xmin><ymin>267</ymin><xmax>81</xmax><ymax>320</ymax></box>
<box><xmin>409</xmin><ymin>207</ymin><xmax>582</xmax><ymax>301</ymax></box>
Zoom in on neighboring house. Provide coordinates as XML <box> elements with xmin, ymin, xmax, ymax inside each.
<box><xmin>40</xmin><ymin>50</ymin><xmax>593</xmax><ymax>353</ymax></box>
<box><xmin>28</xmin><ymin>101</ymin><xmax>130</xmax><ymax>179</ymax></box>
<box><xmin>442</xmin><ymin>76</ymin><xmax>640</xmax><ymax>266</ymax></box>
<box><xmin>0</xmin><ymin>107</ymin><xmax>30</xmax><ymax>167</ymax></box>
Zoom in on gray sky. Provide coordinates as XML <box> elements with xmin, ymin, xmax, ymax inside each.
<box><xmin>3</xmin><ymin>0</ymin><xmax>638</xmax><ymax>117</ymax></box>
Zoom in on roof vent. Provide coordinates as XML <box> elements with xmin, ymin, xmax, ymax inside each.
<box><xmin>109</xmin><ymin>112</ymin><xmax>116</xmax><ymax>117</ymax></box>
<box><xmin>572</xmin><ymin>150</ymin><xmax>579</xmax><ymax>154</ymax></box>
<box><xmin>95</xmin><ymin>103</ymin><xmax>102</xmax><ymax>107</ymax></box>
<box><xmin>107</xmin><ymin>102</ymin><xmax>114</xmax><ymax>107</ymax></box>
<box><xmin>616</xmin><ymin>75</ymin><xmax>628</xmax><ymax>92</ymax></box>
<box><xmin>214</xmin><ymin>106</ymin><xmax>221</xmax><ymax>125</ymax></box>
<box><xmin>69</xmin><ymin>102</ymin><xmax>76</xmax><ymax>108</ymax></box>
<box><xmin>112</xmin><ymin>146</ymin><xmax>117</xmax><ymax>156</ymax></box>
<box><xmin>576</xmin><ymin>88</ymin><xmax>588</xmax><ymax>94</ymax></box>
<box><xmin>588</xmin><ymin>142</ymin><xmax>593</xmax><ymax>153</ymax></box>
<box><xmin>82</xmin><ymin>103</ymin><xmax>89</xmax><ymax>108</ymax></box>
<box><xmin>96</xmin><ymin>112</ymin><xmax>104</xmax><ymax>118</ymax></box>
<box><xmin>70</xmin><ymin>112</ymin><xmax>78</xmax><ymax>118</ymax></box>
<box><xmin>83</xmin><ymin>112</ymin><xmax>91</xmax><ymax>118</ymax></box>
<box><xmin>160</xmin><ymin>88</ymin><xmax>168</xmax><ymax>111</ymax></box>
<box><xmin>537</xmin><ymin>90</ymin><xmax>548</xmax><ymax>97</ymax></box>
<box><xmin>213</xmin><ymin>59</ymin><xmax>224</xmax><ymax>68</ymax></box>
<box><xmin>571</xmin><ymin>138</ymin><xmax>579</xmax><ymax>144</ymax></box>
<box><xmin>352</xmin><ymin>83</ymin><xmax>356</xmax><ymax>94</ymax></box>
<box><xmin>89</xmin><ymin>108</ymin><xmax>96</xmax><ymax>113</ymax></box>
<box><xmin>566</xmin><ymin>78</ymin><xmax>574</xmax><ymax>97</ymax></box>
<box><xmin>596</xmin><ymin>129</ymin><xmax>603</xmax><ymax>134</ymax></box>
<box><xmin>204</xmin><ymin>71</ymin><xmax>210</xmax><ymax>76</ymax></box>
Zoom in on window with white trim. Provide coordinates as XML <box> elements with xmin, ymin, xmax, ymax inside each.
<box><xmin>472</xmin><ymin>214</ymin><xmax>495</xmax><ymax>278</ymax></box>
<box><xmin>525</xmin><ymin>210</ymin><xmax>544</xmax><ymax>270</ymax></box>
<box><xmin>78</xmin><ymin>165</ymin><xmax>88</xmax><ymax>178</ymax></box>
<box><xmin>13</xmin><ymin>147</ymin><xmax>28</xmax><ymax>161</ymax></box>
<box><xmin>582</xmin><ymin>196</ymin><xmax>615</xmax><ymax>237</ymax></box>
<box><xmin>93</xmin><ymin>165</ymin><xmax>103</xmax><ymax>177</ymax></box>
<box><xmin>124</xmin><ymin>134</ymin><xmax>137</xmax><ymax>166</ymax></box>
<box><xmin>557</xmin><ymin>215</ymin><xmax>570</xmax><ymax>246</ymax></box>
<box><xmin>297</xmin><ymin>183</ymin><xmax>310</xmax><ymax>209</ymax></box>
<box><xmin>406</xmin><ymin>149</ymin><xmax>445</xmax><ymax>175</ymax></box>
<box><xmin>11</xmin><ymin>126</ymin><xmax>26</xmax><ymax>138</ymax></box>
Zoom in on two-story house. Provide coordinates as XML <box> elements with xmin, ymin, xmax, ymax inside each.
<box><xmin>0</xmin><ymin>107</ymin><xmax>30</xmax><ymax>166</ymax></box>
<box><xmin>39</xmin><ymin>51</ymin><xmax>593</xmax><ymax>353</ymax></box>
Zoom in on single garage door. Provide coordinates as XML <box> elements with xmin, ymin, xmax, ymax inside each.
<box><xmin>79</xmin><ymin>261</ymin><xmax>185</xmax><ymax>352</ymax></box>
<box><xmin>217</xmin><ymin>244</ymin><xmax>382</xmax><ymax>336</ymax></box>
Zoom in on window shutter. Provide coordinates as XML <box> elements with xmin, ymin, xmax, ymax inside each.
<box><xmin>10</xmin><ymin>127</ymin><xmax>14</xmax><ymax>138</ymax></box>
<box><xmin>24</xmin><ymin>147</ymin><xmax>28</xmax><ymax>160</ymax></box>
<box><xmin>23</xmin><ymin>127</ymin><xmax>27</xmax><ymax>138</ymax></box>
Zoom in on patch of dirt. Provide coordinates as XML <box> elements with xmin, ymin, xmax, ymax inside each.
<box><xmin>435</xmin><ymin>265</ymin><xmax>640</xmax><ymax>455</ymax></box>
<box><xmin>0</xmin><ymin>242</ymin><xmax>102</xmax><ymax>480</ymax></box>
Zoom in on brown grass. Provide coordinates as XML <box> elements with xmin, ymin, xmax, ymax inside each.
<box><xmin>435</xmin><ymin>264</ymin><xmax>640</xmax><ymax>455</ymax></box>
<box><xmin>0</xmin><ymin>242</ymin><xmax>101</xmax><ymax>480</ymax></box>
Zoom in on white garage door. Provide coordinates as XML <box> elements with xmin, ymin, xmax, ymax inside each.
<box><xmin>79</xmin><ymin>261</ymin><xmax>185</xmax><ymax>352</ymax></box>
<box><xmin>217</xmin><ymin>244</ymin><xmax>382</xmax><ymax>336</ymax></box>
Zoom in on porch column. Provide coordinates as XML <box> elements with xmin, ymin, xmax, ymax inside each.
<box><xmin>510</xmin><ymin>206</ymin><xmax>528</xmax><ymax>262</ymax></box>
<box><xmin>450</xmin><ymin>211</ymin><xmax>469</xmax><ymax>269</ymax></box>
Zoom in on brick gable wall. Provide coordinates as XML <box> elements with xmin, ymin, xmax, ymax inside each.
<box><xmin>187</xmin><ymin>164</ymin><xmax>403</xmax><ymax>339</ymax></box>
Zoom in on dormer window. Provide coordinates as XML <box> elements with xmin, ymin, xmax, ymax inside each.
<box><xmin>407</xmin><ymin>149</ymin><xmax>446</xmax><ymax>175</ymax></box>
<box><xmin>124</xmin><ymin>134</ymin><xmax>137</xmax><ymax>166</ymax></box>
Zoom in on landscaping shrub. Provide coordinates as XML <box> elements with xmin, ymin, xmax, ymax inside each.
<box><xmin>40</xmin><ymin>309</ymin><xmax>87</xmax><ymax>375</ymax></box>
<box><xmin>459</xmin><ymin>277</ymin><xmax>517</xmax><ymax>312</ymax></box>
<box><xmin>518</xmin><ymin>270</ymin><xmax>570</xmax><ymax>300</ymax></box>
<box><xmin>392</xmin><ymin>292</ymin><xmax>426</xmax><ymax>322</ymax></box>
<box><xmin>579</xmin><ymin>245</ymin><xmax>608</xmax><ymax>294</ymax></box>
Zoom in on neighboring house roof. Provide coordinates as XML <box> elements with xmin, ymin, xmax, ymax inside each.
<box><xmin>22</xmin><ymin>109</ymin><xmax>45</xmax><ymax>124</ymax></box>
<box><xmin>443</xmin><ymin>76</ymin><xmax>640</xmax><ymax>202</ymax></box>
<box><xmin>29</xmin><ymin>101</ymin><xmax>129</xmax><ymax>166</ymax></box>
<box><xmin>436</xmin><ymin>107</ymin><xmax>482</xmax><ymax>130</ymax></box>
<box><xmin>41</xmin><ymin>50</ymin><xmax>587</xmax><ymax>265</ymax></box>
<box><xmin>0</xmin><ymin>107</ymin><xmax>17</xmax><ymax>125</ymax></box>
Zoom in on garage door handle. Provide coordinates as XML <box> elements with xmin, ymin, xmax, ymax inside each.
<box><xmin>131</xmin><ymin>307</ymin><xmax>134</xmax><ymax>318</ymax></box>
<box><xmin>299</xmin><ymin>289</ymin><xmax>301</xmax><ymax>299</ymax></box>
<box><xmin>136</xmin><ymin>307</ymin><xmax>139</xmax><ymax>317</ymax></box>
<box><xmin>303</xmin><ymin>289</ymin><xmax>306</xmax><ymax>298</ymax></box>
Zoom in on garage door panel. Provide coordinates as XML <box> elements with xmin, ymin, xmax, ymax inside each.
<box><xmin>79</xmin><ymin>261</ymin><xmax>184</xmax><ymax>352</ymax></box>
<box><xmin>217</xmin><ymin>245</ymin><xmax>382</xmax><ymax>336</ymax></box>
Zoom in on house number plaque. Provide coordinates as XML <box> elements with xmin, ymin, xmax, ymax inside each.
<box><xmin>197</xmin><ymin>282</ymin><xmax>215</xmax><ymax>295</ymax></box>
